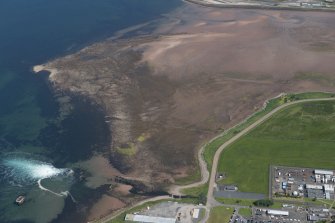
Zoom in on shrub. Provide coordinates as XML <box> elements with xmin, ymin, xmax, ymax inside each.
<box><xmin>253</xmin><ymin>199</ymin><xmax>273</xmax><ymax>207</ymax></box>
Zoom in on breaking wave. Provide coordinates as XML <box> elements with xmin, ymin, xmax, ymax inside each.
<box><xmin>1</xmin><ymin>156</ymin><xmax>75</xmax><ymax>200</ymax></box>
<box><xmin>2</xmin><ymin>158</ymin><xmax>69</xmax><ymax>181</ymax></box>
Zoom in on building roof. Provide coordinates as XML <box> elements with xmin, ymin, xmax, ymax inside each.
<box><xmin>224</xmin><ymin>185</ymin><xmax>237</xmax><ymax>191</ymax></box>
<box><xmin>324</xmin><ymin>184</ymin><xmax>335</xmax><ymax>191</ymax></box>
<box><xmin>326</xmin><ymin>192</ymin><xmax>331</xmax><ymax>200</ymax></box>
<box><xmin>306</xmin><ymin>184</ymin><xmax>323</xmax><ymax>190</ymax></box>
<box><xmin>308</xmin><ymin>215</ymin><xmax>319</xmax><ymax>221</ymax></box>
<box><xmin>315</xmin><ymin>169</ymin><xmax>333</xmax><ymax>175</ymax></box>
<box><xmin>267</xmin><ymin>210</ymin><xmax>289</xmax><ymax>216</ymax></box>
<box><xmin>193</xmin><ymin>208</ymin><xmax>200</xmax><ymax>219</ymax></box>
<box><xmin>125</xmin><ymin>214</ymin><xmax>176</xmax><ymax>223</ymax></box>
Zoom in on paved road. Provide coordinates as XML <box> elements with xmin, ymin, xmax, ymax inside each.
<box><xmin>202</xmin><ymin>97</ymin><xmax>335</xmax><ymax>223</ymax></box>
<box><xmin>214</xmin><ymin>191</ymin><xmax>266</xmax><ymax>200</ymax></box>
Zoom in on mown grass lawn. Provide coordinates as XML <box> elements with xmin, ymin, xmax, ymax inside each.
<box><xmin>239</xmin><ymin>208</ymin><xmax>252</xmax><ymax>218</ymax></box>
<box><xmin>207</xmin><ymin>206</ymin><xmax>234</xmax><ymax>223</ymax></box>
<box><xmin>218</xmin><ymin>100</ymin><xmax>335</xmax><ymax>194</ymax></box>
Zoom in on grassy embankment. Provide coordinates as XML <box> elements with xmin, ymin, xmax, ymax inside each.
<box><xmin>182</xmin><ymin>92</ymin><xmax>335</xmax><ymax>199</ymax></box>
<box><xmin>218</xmin><ymin>99</ymin><xmax>335</xmax><ymax>194</ymax></box>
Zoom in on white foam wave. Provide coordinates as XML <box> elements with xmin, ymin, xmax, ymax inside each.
<box><xmin>4</xmin><ymin>158</ymin><xmax>66</xmax><ymax>179</ymax></box>
<box><xmin>1</xmin><ymin>158</ymin><xmax>75</xmax><ymax>200</ymax></box>
<box><xmin>37</xmin><ymin>179</ymin><xmax>76</xmax><ymax>202</ymax></box>
<box><xmin>2</xmin><ymin>158</ymin><xmax>67</xmax><ymax>182</ymax></box>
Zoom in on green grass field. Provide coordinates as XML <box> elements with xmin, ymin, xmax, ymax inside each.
<box><xmin>239</xmin><ymin>208</ymin><xmax>252</xmax><ymax>218</ymax></box>
<box><xmin>207</xmin><ymin>206</ymin><xmax>234</xmax><ymax>223</ymax></box>
<box><xmin>218</xmin><ymin>100</ymin><xmax>335</xmax><ymax>194</ymax></box>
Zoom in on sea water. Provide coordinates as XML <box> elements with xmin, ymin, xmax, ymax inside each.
<box><xmin>0</xmin><ymin>154</ymin><xmax>75</xmax><ymax>223</ymax></box>
<box><xmin>2</xmin><ymin>158</ymin><xmax>69</xmax><ymax>182</ymax></box>
<box><xmin>0</xmin><ymin>0</ymin><xmax>181</xmax><ymax>222</ymax></box>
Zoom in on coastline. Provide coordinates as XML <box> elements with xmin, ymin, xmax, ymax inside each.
<box><xmin>183</xmin><ymin>0</ymin><xmax>335</xmax><ymax>12</ymax></box>
<box><xmin>1</xmin><ymin>0</ymin><xmax>187</xmax><ymax>222</ymax></box>
<box><xmin>33</xmin><ymin>64</ymin><xmax>59</xmax><ymax>81</ymax></box>
<box><xmin>30</xmin><ymin>5</ymin><xmax>335</xmax><ymax>222</ymax></box>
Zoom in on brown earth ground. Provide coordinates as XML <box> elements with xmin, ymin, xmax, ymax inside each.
<box><xmin>35</xmin><ymin>3</ymin><xmax>335</xmax><ymax>216</ymax></box>
<box><xmin>87</xmin><ymin>195</ymin><xmax>126</xmax><ymax>221</ymax></box>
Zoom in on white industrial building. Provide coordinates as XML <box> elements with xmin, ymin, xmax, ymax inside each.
<box><xmin>192</xmin><ymin>208</ymin><xmax>200</xmax><ymax>219</ymax></box>
<box><xmin>306</xmin><ymin>183</ymin><xmax>335</xmax><ymax>200</ymax></box>
<box><xmin>324</xmin><ymin>184</ymin><xmax>335</xmax><ymax>200</ymax></box>
<box><xmin>306</xmin><ymin>184</ymin><xmax>323</xmax><ymax>190</ymax></box>
<box><xmin>267</xmin><ymin>209</ymin><xmax>289</xmax><ymax>216</ymax></box>
<box><xmin>315</xmin><ymin>169</ymin><xmax>333</xmax><ymax>177</ymax></box>
<box><xmin>324</xmin><ymin>184</ymin><xmax>335</xmax><ymax>191</ymax></box>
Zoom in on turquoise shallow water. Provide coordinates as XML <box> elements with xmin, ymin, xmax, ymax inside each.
<box><xmin>0</xmin><ymin>0</ymin><xmax>181</xmax><ymax>222</ymax></box>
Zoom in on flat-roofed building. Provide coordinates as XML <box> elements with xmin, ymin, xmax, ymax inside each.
<box><xmin>267</xmin><ymin>209</ymin><xmax>289</xmax><ymax>216</ymax></box>
<box><xmin>308</xmin><ymin>215</ymin><xmax>319</xmax><ymax>222</ymax></box>
<box><xmin>328</xmin><ymin>193</ymin><xmax>334</xmax><ymax>200</ymax></box>
<box><xmin>306</xmin><ymin>184</ymin><xmax>323</xmax><ymax>190</ymax></box>
<box><xmin>192</xmin><ymin>208</ymin><xmax>200</xmax><ymax>219</ymax></box>
<box><xmin>324</xmin><ymin>184</ymin><xmax>335</xmax><ymax>200</ymax></box>
<box><xmin>306</xmin><ymin>184</ymin><xmax>324</xmax><ymax>199</ymax></box>
<box><xmin>315</xmin><ymin>169</ymin><xmax>333</xmax><ymax>176</ymax></box>
<box><xmin>307</xmin><ymin>188</ymin><xmax>325</xmax><ymax>199</ymax></box>
<box><xmin>324</xmin><ymin>184</ymin><xmax>334</xmax><ymax>192</ymax></box>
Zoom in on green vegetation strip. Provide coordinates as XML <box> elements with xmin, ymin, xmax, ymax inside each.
<box><xmin>218</xmin><ymin>99</ymin><xmax>335</xmax><ymax>194</ymax></box>
<box><xmin>216</xmin><ymin>198</ymin><xmax>285</xmax><ymax>209</ymax></box>
<box><xmin>215</xmin><ymin>197</ymin><xmax>255</xmax><ymax>207</ymax></box>
<box><xmin>181</xmin><ymin>184</ymin><xmax>208</xmax><ymax>204</ymax></box>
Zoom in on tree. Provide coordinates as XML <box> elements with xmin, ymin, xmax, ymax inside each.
<box><xmin>198</xmin><ymin>193</ymin><xmax>207</xmax><ymax>205</ymax></box>
<box><xmin>253</xmin><ymin>199</ymin><xmax>274</xmax><ymax>207</ymax></box>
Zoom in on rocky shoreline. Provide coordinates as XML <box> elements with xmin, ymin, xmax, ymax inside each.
<box><xmin>34</xmin><ymin>5</ymin><xmax>335</xmax><ymax>219</ymax></box>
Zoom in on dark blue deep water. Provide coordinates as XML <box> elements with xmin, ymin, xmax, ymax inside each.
<box><xmin>0</xmin><ymin>0</ymin><xmax>181</xmax><ymax>222</ymax></box>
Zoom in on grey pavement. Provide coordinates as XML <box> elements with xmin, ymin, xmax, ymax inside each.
<box><xmin>214</xmin><ymin>191</ymin><xmax>266</xmax><ymax>200</ymax></box>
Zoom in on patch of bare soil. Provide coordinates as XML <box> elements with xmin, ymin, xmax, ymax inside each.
<box><xmin>73</xmin><ymin>155</ymin><xmax>122</xmax><ymax>189</ymax></box>
<box><xmin>87</xmin><ymin>195</ymin><xmax>126</xmax><ymax>221</ymax></box>
<box><xmin>114</xmin><ymin>184</ymin><xmax>133</xmax><ymax>195</ymax></box>
<box><xmin>37</xmin><ymin>4</ymin><xmax>335</xmax><ymax>199</ymax></box>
